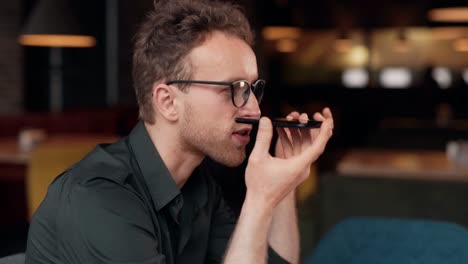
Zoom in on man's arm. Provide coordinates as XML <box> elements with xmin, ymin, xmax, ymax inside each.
<box><xmin>223</xmin><ymin>192</ymin><xmax>274</xmax><ymax>263</ymax></box>
<box><xmin>224</xmin><ymin>188</ymin><xmax>296</xmax><ymax>264</ymax></box>
<box><xmin>268</xmin><ymin>192</ymin><xmax>299</xmax><ymax>263</ymax></box>
<box><xmin>224</xmin><ymin>108</ymin><xmax>334</xmax><ymax>264</ymax></box>
<box><xmin>267</xmin><ymin>112</ymin><xmax>319</xmax><ymax>264</ymax></box>
<box><xmin>206</xmin><ymin>179</ymin><xmax>286</xmax><ymax>264</ymax></box>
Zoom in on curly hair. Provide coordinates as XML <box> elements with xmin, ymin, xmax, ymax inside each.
<box><xmin>132</xmin><ymin>0</ymin><xmax>254</xmax><ymax>123</ymax></box>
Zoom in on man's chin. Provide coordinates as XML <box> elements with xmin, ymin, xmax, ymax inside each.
<box><xmin>211</xmin><ymin>151</ymin><xmax>246</xmax><ymax>168</ymax></box>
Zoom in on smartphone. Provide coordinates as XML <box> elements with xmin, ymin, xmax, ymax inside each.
<box><xmin>235</xmin><ymin>117</ymin><xmax>322</xmax><ymax>128</ymax></box>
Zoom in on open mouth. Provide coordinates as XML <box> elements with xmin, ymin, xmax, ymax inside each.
<box><xmin>232</xmin><ymin>127</ymin><xmax>252</xmax><ymax>145</ymax></box>
<box><xmin>234</xmin><ymin>128</ymin><xmax>251</xmax><ymax>136</ymax></box>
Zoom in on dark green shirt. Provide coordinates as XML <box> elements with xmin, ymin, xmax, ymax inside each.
<box><xmin>26</xmin><ymin>122</ymin><xmax>287</xmax><ymax>264</ymax></box>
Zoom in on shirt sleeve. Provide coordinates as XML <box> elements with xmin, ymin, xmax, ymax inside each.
<box><xmin>56</xmin><ymin>179</ymin><xmax>166</xmax><ymax>264</ymax></box>
<box><xmin>206</xmin><ymin>181</ymin><xmax>289</xmax><ymax>264</ymax></box>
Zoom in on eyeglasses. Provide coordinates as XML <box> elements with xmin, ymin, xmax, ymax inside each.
<box><xmin>166</xmin><ymin>79</ymin><xmax>265</xmax><ymax>108</ymax></box>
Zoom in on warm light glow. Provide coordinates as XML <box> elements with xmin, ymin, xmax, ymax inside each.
<box><xmin>335</xmin><ymin>38</ymin><xmax>352</xmax><ymax>52</ymax></box>
<box><xmin>394</xmin><ymin>40</ymin><xmax>409</xmax><ymax>53</ymax></box>
<box><xmin>262</xmin><ymin>26</ymin><xmax>301</xmax><ymax>40</ymax></box>
<box><xmin>453</xmin><ymin>38</ymin><xmax>468</xmax><ymax>52</ymax></box>
<box><xmin>347</xmin><ymin>45</ymin><xmax>369</xmax><ymax>66</ymax></box>
<box><xmin>276</xmin><ymin>39</ymin><xmax>297</xmax><ymax>53</ymax></box>
<box><xmin>431</xmin><ymin>27</ymin><xmax>468</xmax><ymax>40</ymax></box>
<box><xmin>18</xmin><ymin>34</ymin><xmax>96</xmax><ymax>47</ymax></box>
<box><xmin>429</xmin><ymin>7</ymin><xmax>468</xmax><ymax>22</ymax></box>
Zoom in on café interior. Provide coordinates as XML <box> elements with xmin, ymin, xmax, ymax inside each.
<box><xmin>1</xmin><ymin>0</ymin><xmax>468</xmax><ymax>262</ymax></box>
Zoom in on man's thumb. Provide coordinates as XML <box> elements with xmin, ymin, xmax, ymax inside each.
<box><xmin>251</xmin><ymin>117</ymin><xmax>273</xmax><ymax>157</ymax></box>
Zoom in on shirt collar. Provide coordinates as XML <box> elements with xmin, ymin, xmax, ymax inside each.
<box><xmin>129</xmin><ymin>121</ymin><xmax>180</xmax><ymax>211</ymax></box>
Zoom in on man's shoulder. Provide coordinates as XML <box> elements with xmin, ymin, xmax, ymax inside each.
<box><xmin>42</xmin><ymin>137</ymin><xmax>150</xmax><ymax>219</ymax></box>
<box><xmin>60</xmin><ymin>138</ymin><xmax>135</xmax><ymax>187</ymax></box>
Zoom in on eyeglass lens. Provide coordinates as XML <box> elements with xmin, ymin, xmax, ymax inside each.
<box><xmin>232</xmin><ymin>80</ymin><xmax>264</xmax><ymax>107</ymax></box>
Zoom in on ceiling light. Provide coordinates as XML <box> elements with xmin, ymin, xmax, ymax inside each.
<box><xmin>342</xmin><ymin>68</ymin><xmax>369</xmax><ymax>88</ymax></box>
<box><xmin>379</xmin><ymin>67</ymin><xmax>412</xmax><ymax>89</ymax></box>
<box><xmin>432</xmin><ymin>67</ymin><xmax>452</xmax><ymax>89</ymax></box>
<box><xmin>262</xmin><ymin>26</ymin><xmax>302</xmax><ymax>41</ymax></box>
<box><xmin>428</xmin><ymin>7</ymin><xmax>468</xmax><ymax>23</ymax></box>
<box><xmin>19</xmin><ymin>0</ymin><xmax>96</xmax><ymax>48</ymax></box>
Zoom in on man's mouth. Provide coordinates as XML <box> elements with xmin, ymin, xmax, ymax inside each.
<box><xmin>232</xmin><ymin>127</ymin><xmax>252</xmax><ymax>145</ymax></box>
<box><xmin>233</xmin><ymin>128</ymin><xmax>251</xmax><ymax>136</ymax></box>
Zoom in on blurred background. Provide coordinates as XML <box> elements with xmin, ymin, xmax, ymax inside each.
<box><xmin>1</xmin><ymin>0</ymin><xmax>468</xmax><ymax>261</ymax></box>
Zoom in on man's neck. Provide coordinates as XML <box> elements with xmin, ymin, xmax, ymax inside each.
<box><xmin>144</xmin><ymin>122</ymin><xmax>204</xmax><ymax>189</ymax></box>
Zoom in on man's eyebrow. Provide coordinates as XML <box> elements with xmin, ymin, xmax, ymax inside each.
<box><xmin>223</xmin><ymin>76</ymin><xmax>258</xmax><ymax>82</ymax></box>
<box><xmin>222</xmin><ymin>77</ymin><xmax>243</xmax><ymax>82</ymax></box>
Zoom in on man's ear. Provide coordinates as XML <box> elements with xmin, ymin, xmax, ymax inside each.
<box><xmin>152</xmin><ymin>83</ymin><xmax>179</xmax><ymax>122</ymax></box>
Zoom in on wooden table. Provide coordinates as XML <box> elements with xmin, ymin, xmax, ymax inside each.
<box><xmin>337</xmin><ymin>149</ymin><xmax>468</xmax><ymax>182</ymax></box>
<box><xmin>0</xmin><ymin>137</ymin><xmax>30</xmax><ymax>165</ymax></box>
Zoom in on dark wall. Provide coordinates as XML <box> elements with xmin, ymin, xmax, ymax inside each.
<box><xmin>0</xmin><ymin>1</ymin><xmax>23</xmax><ymax>113</ymax></box>
<box><xmin>18</xmin><ymin>0</ymin><xmax>468</xmax><ymax>151</ymax></box>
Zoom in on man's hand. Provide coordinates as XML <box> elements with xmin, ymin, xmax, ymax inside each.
<box><xmin>224</xmin><ymin>108</ymin><xmax>333</xmax><ymax>263</ymax></box>
<box><xmin>267</xmin><ymin>109</ymin><xmax>332</xmax><ymax>263</ymax></box>
<box><xmin>245</xmin><ymin>108</ymin><xmax>333</xmax><ymax>209</ymax></box>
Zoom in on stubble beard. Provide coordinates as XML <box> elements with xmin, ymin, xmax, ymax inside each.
<box><xmin>181</xmin><ymin>102</ymin><xmax>246</xmax><ymax>167</ymax></box>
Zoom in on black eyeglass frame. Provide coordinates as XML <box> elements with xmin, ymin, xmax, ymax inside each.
<box><xmin>166</xmin><ymin>79</ymin><xmax>265</xmax><ymax>108</ymax></box>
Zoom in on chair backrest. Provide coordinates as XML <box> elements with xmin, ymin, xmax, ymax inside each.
<box><xmin>26</xmin><ymin>135</ymin><xmax>117</xmax><ymax>220</ymax></box>
<box><xmin>0</xmin><ymin>253</ymin><xmax>25</xmax><ymax>264</ymax></box>
<box><xmin>317</xmin><ymin>173</ymin><xmax>468</xmax><ymax>236</ymax></box>
<box><xmin>306</xmin><ymin>217</ymin><xmax>468</xmax><ymax>264</ymax></box>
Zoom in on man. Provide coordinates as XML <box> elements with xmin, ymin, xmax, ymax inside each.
<box><xmin>25</xmin><ymin>0</ymin><xmax>333</xmax><ymax>263</ymax></box>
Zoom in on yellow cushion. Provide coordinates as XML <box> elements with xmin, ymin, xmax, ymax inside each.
<box><xmin>26</xmin><ymin>135</ymin><xmax>117</xmax><ymax>221</ymax></box>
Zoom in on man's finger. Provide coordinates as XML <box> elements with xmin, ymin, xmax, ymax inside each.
<box><xmin>298</xmin><ymin>113</ymin><xmax>308</xmax><ymax>123</ymax></box>
<box><xmin>313</xmin><ymin>112</ymin><xmax>324</xmax><ymax>121</ymax></box>
<box><xmin>298</xmin><ymin>117</ymin><xmax>334</xmax><ymax>165</ymax></box>
<box><xmin>250</xmin><ymin>117</ymin><xmax>273</xmax><ymax>158</ymax></box>
<box><xmin>323</xmin><ymin>107</ymin><xmax>332</xmax><ymax>117</ymax></box>
<box><xmin>300</xmin><ymin>113</ymin><xmax>312</xmax><ymax>149</ymax></box>
<box><xmin>323</xmin><ymin>107</ymin><xmax>334</xmax><ymax>129</ymax></box>
<box><xmin>277</xmin><ymin>127</ymin><xmax>293</xmax><ymax>158</ymax></box>
<box><xmin>289</xmin><ymin>127</ymin><xmax>302</xmax><ymax>155</ymax></box>
<box><xmin>286</xmin><ymin>111</ymin><xmax>300</xmax><ymax>120</ymax></box>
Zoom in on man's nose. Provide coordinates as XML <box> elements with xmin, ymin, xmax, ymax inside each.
<box><xmin>239</xmin><ymin>92</ymin><xmax>261</xmax><ymax>118</ymax></box>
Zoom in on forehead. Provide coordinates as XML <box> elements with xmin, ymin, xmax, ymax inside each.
<box><xmin>187</xmin><ymin>31</ymin><xmax>258</xmax><ymax>81</ymax></box>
